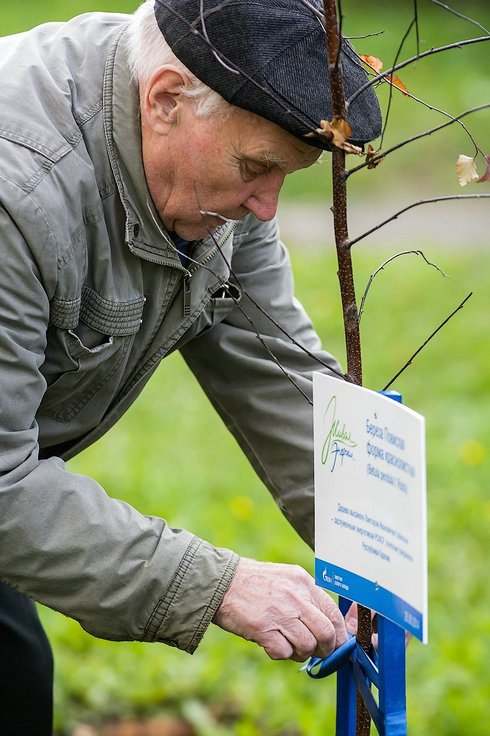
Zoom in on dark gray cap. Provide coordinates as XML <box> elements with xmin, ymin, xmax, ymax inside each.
<box><xmin>153</xmin><ymin>0</ymin><xmax>381</xmax><ymax>149</ymax></box>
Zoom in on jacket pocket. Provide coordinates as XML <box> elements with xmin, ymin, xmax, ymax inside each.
<box><xmin>189</xmin><ymin>281</ymin><xmax>242</xmax><ymax>339</ymax></box>
<box><xmin>40</xmin><ymin>287</ymin><xmax>145</xmax><ymax>422</ymax></box>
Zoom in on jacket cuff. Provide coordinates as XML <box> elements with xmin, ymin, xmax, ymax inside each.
<box><xmin>143</xmin><ymin>536</ymin><xmax>240</xmax><ymax>653</ymax></box>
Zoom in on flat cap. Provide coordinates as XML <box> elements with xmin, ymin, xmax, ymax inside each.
<box><xmin>153</xmin><ymin>0</ymin><xmax>382</xmax><ymax>149</ymax></box>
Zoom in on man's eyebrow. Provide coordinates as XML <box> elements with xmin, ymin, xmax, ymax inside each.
<box><xmin>244</xmin><ymin>152</ymin><xmax>287</xmax><ymax>170</ymax></box>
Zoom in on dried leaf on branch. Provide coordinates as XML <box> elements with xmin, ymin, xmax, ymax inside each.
<box><xmin>358</xmin><ymin>54</ymin><xmax>383</xmax><ymax>73</ymax></box>
<box><xmin>358</xmin><ymin>54</ymin><xmax>409</xmax><ymax>95</ymax></box>
<box><xmin>477</xmin><ymin>154</ymin><xmax>490</xmax><ymax>183</ymax></box>
<box><xmin>365</xmin><ymin>144</ymin><xmax>385</xmax><ymax>169</ymax></box>
<box><xmin>306</xmin><ymin>117</ymin><xmax>362</xmax><ymax>154</ymax></box>
<box><xmin>456</xmin><ymin>154</ymin><xmax>479</xmax><ymax>186</ymax></box>
<box><xmin>386</xmin><ymin>74</ymin><xmax>409</xmax><ymax>95</ymax></box>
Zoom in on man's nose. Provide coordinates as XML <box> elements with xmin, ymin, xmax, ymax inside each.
<box><xmin>244</xmin><ymin>179</ymin><xmax>283</xmax><ymax>222</ymax></box>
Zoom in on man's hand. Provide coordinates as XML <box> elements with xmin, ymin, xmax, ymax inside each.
<box><xmin>213</xmin><ymin>558</ymin><xmax>348</xmax><ymax>662</ymax></box>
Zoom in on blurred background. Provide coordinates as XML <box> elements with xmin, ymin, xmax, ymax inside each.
<box><xmin>1</xmin><ymin>2</ymin><xmax>489</xmax><ymax>734</ymax></box>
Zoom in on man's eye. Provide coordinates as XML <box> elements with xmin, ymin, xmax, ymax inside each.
<box><xmin>240</xmin><ymin>161</ymin><xmax>268</xmax><ymax>181</ymax></box>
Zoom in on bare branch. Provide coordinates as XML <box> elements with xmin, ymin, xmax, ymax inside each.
<box><xmin>402</xmin><ymin>90</ymin><xmax>482</xmax><ymax>156</ymax></box>
<box><xmin>380</xmin><ymin>16</ymin><xmax>416</xmax><ymax>147</ymax></box>
<box><xmin>382</xmin><ymin>292</ymin><xmax>473</xmax><ymax>391</ymax></box>
<box><xmin>347</xmin><ymin>104</ymin><xmax>490</xmax><ymax>177</ymax></box>
<box><xmin>199</xmin><ymin>0</ymin><xmax>240</xmax><ymax>75</ymax></box>
<box><xmin>207</xmin><ymin>233</ymin><xmax>347</xmax><ymax>380</ymax></box>
<box><xmin>298</xmin><ymin>0</ymin><xmax>325</xmax><ymax>28</ymax></box>
<box><xmin>334</xmin><ymin>0</ymin><xmax>344</xmax><ymax>73</ymax></box>
<box><xmin>347</xmin><ymin>35</ymin><xmax>490</xmax><ymax>109</ymax></box>
<box><xmin>349</xmin><ymin>194</ymin><xmax>490</xmax><ymax>248</ymax></box>
<box><xmin>146</xmin><ymin>201</ymin><xmax>347</xmax><ymax>398</ymax></box>
<box><xmin>414</xmin><ymin>0</ymin><xmax>421</xmax><ymax>56</ymax></box>
<box><xmin>430</xmin><ymin>0</ymin><xmax>490</xmax><ymax>36</ymax></box>
<box><xmin>359</xmin><ymin>250</ymin><xmax>447</xmax><ymax>321</ymax></box>
<box><xmin>345</xmin><ymin>30</ymin><xmax>384</xmax><ymax>40</ymax></box>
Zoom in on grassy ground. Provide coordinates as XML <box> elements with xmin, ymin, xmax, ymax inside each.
<box><xmin>1</xmin><ymin>1</ymin><xmax>490</xmax><ymax>734</ymax></box>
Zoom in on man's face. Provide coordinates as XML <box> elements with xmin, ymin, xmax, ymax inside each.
<box><xmin>142</xmin><ymin>100</ymin><xmax>321</xmax><ymax>241</ymax></box>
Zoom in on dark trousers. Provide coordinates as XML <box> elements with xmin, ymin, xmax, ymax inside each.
<box><xmin>0</xmin><ymin>581</ymin><xmax>53</xmax><ymax>735</ymax></box>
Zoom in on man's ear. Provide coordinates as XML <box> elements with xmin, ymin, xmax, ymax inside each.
<box><xmin>141</xmin><ymin>67</ymin><xmax>190</xmax><ymax>135</ymax></box>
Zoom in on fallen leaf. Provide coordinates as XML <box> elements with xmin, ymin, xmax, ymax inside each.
<box><xmin>359</xmin><ymin>54</ymin><xmax>383</xmax><ymax>73</ymax></box>
<box><xmin>456</xmin><ymin>154</ymin><xmax>479</xmax><ymax>186</ymax></box>
<box><xmin>365</xmin><ymin>144</ymin><xmax>385</xmax><ymax>169</ymax></box>
<box><xmin>477</xmin><ymin>154</ymin><xmax>490</xmax><ymax>183</ymax></box>
<box><xmin>306</xmin><ymin>118</ymin><xmax>362</xmax><ymax>155</ymax></box>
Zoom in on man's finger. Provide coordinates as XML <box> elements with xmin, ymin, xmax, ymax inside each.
<box><xmin>277</xmin><ymin>617</ymin><xmax>320</xmax><ymax>662</ymax></box>
<box><xmin>298</xmin><ymin>603</ymin><xmax>337</xmax><ymax>659</ymax></box>
<box><xmin>312</xmin><ymin>589</ymin><xmax>348</xmax><ymax>646</ymax></box>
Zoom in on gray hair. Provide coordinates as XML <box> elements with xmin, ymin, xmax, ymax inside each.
<box><xmin>127</xmin><ymin>1</ymin><xmax>230</xmax><ymax>118</ymax></box>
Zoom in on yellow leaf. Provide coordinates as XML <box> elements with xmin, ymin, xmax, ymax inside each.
<box><xmin>456</xmin><ymin>154</ymin><xmax>479</xmax><ymax>186</ymax></box>
<box><xmin>359</xmin><ymin>54</ymin><xmax>383</xmax><ymax>73</ymax></box>
<box><xmin>387</xmin><ymin>73</ymin><xmax>409</xmax><ymax>95</ymax></box>
<box><xmin>359</xmin><ymin>55</ymin><xmax>408</xmax><ymax>94</ymax></box>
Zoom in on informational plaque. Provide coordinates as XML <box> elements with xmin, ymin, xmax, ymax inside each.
<box><xmin>313</xmin><ymin>373</ymin><xmax>428</xmax><ymax>642</ymax></box>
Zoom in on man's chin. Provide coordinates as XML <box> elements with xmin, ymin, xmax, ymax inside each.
<box><xmin>175</xmin><ymin>217</ymin><xmax>236</xmax><ymax>241</ymax></box>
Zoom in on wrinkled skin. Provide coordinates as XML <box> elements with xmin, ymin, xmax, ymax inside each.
<box><xmin>213</xmin><ymin>558</ymin><xmax>348</xmax><ymax>662</ymax></box>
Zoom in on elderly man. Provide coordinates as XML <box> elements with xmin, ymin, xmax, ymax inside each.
<box><xmin>0</xmin><ymin>0</ymin><xmax>380</xmax><ymax>732</ymax></box>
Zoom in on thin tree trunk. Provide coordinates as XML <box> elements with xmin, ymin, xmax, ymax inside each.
<box><xmin>323</xmin><ymin>2</ymin><xmax>372</xmax><ymax>733</ymax></box>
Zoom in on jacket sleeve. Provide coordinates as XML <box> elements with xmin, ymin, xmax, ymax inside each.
<box><xmin>0</xmin><ymin>203</ymin><xmax>238</xmax><ymax>653</ymax></box>
<box><xmin>180</xmin><ymin>215</ymin><xmax>344</xmax><ymax>549</ymax></box>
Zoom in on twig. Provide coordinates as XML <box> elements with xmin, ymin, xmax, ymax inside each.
<box><xmin>349</xmin><ymin>194</ymin><xmax>490</xmax><ymax>248</ymax></box>
<box><xmin>430</xmin><ymin>0</ymin><xmax>490</xmax><ymax>36</ymax></box>
<box><xmin>413</xmin><ymin>0</ymin><xmax>421</xmax><ymax>56</ymax></box>
<box><xmin>345</xmin><ymin>30</ymin><xmax>384</xmax><ymax>40</ymax></box>
<box><xmin>359</xmin><ymin>250</ymin><xmax>447</xmax><ymax>321</ymax></box>
<box><xmin>146</xmin><ymin>202</ymin><xmax>347</xmax><ymax>404</ymax></box>
<box><xmin>298</xmin><ymin>0</ymin><xmax>325</xmax><ymax>27</ymax></box>
<box><xmin>382</xmin><ymin>292</ymin><xmax>473</xmax><ymax>390</ymax></box>
<box><xmin>380</xmin><ymin>16</ymin><xmax>416</xmax><ymax>148</ymax></box>
<box><xmin>347</xmin><ymin>35</ymin><xmax>490</xmax><ymax>109</ymax></box>
<box><xmin>198</xmin><ymin>0</ymin><xmax>239</xmax><ymax>75</ymax></box>
<box><xmin>210</xmin><ymin>243</ymin><xmax>347</xmax><ymax>380</ymax></box>
<box><xmin>401</xmin><ymin>91</ymin><xmax>482</xmax><ymax>156</ymax></box>
<box><xmin>347</xmin><ymin>103</ymin><xmax>490</xmax><ymax>177</ymax></box>
<box><xmin>334</xmin><ymin>0</ymin><xmax>344</xmax><ymax>73</ymax></box>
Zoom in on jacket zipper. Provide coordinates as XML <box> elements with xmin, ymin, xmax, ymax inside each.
<box><xmin>183</xmin><ymin>274</ymin><xmax>192</xmax><ymax>317</ymax></box>
<box><xmin>181</xmin><ymin>223</ymin><xmax>237</xmax><ymax>316</ymax></box>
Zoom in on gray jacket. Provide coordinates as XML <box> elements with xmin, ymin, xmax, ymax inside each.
<box><xmin>0</xmin><ymin>13</ymin><xmax>341</xmax><ymax>653</ymax></box>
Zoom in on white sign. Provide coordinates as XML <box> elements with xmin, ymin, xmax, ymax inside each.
<box><xmin>313</xmin><ymin>373</ymin><xmax>428</xmax><ymax>642</ymax></box>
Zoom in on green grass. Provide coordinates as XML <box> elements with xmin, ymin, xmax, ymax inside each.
<box><xmin>1</xmin><ymin>1</ymin><xmax>490</xmax><ymax>734</ymax></box>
